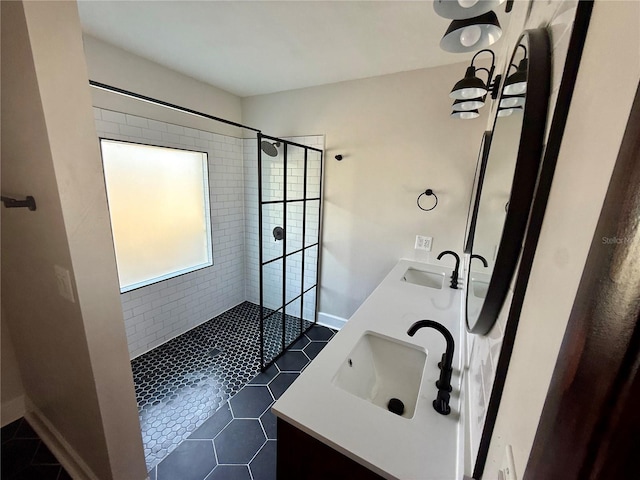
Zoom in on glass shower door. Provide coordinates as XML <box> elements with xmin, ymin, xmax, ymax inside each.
<box><xmin>258</xmin><ymin>134</ymin><xmax>323</xmax><ymax>370</ymax></box>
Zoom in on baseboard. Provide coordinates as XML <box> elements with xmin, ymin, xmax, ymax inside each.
<box><xmin>317</xmin><ymin>312</ymin><xmax>347</xmax><ymax>330</ymax></box>
<box><xmin>24</xmin><ymin>398</ymin><xmax>100</xmax><ymax>480</ymax></box>
<box><xmin>1</xmin><ymin>395</ymin><xmax>25</xmax><ymax>427</ymax></box>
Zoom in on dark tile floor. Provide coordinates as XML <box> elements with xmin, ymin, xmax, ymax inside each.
<box><xmin>132</xmin><ymin>301</ymin><xmax>320</xmax><ymax>470</ymax></box>
<box><xmin>1</xmin><ymin>418</ymin><xmax>71</xmax><ymax>480</ymax></box>
<box><xmin>0</xmin><ymin>305</ymin><xmax>333</xmax><ymax>480</ymax></box>
<box><xmin>149</xmin><ymin>326</ymin><xmax>334</xmax><ymax>480</ymax></box>
<box><xmin>150</xmin><ymin>326</ymin><xmax>334</xmax><ymax>480</ymax></box>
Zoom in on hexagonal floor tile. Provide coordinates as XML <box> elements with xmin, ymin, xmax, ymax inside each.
<box><xmin>305</xmin><ymin>325</ymin><xmax>335</xmax><ymax>341</ymax></box>
<box><xmin>268</xmin><ymin>373</ymin><xmax>299</xmax><ymax>399</ymax></box>
<box><xmin>288</xmin><ymin>334</ymin><xmax>310</xmax><ymax>350</ymax></box>
<box><xmin>230</xmin><ymin>386</ymin><xmax>274</xmax><ymax>419</ymax></box>
<box><xmin>214</xmin><ymin>419</ymin><xmax>266</xmax><ymax>464</ymax></box>
<box><xmin>156</xmin><ymin>440</ymin><xmax>216</xmax><ymax>480</ymax></box>
<box><xmin>249</xmin><ymin>440</ymin><xmax>276</xmax><ymax>480</ymax></box>
<box><xmin>205</xmin><ymin>465</ymin><xmax>252</xmax><ymax>480</ymax></box>
<box><xmin>249</xmin><ymin>364</ymin><xmax>279</xmax><ymax>386</ymax></box>
<box><xmin>275</xmin><ymin>351</ymin><xmax>309</xmax><ymax>372</ymax></box>
<box><xmin>189</xmin><ymin>403</ymin><xmax>232</xmax><ymax>440</ymax></box>
<box><xmin>303</xmin><ymin>341</ymin><xmax>327</xmax><ymax>360</ymax></box>
<box><xmin>259</xmin><ymin>410</ymin><xmax>277</xmax><ymax>440</ymax></box>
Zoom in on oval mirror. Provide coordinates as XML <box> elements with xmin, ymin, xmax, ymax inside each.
<box><xmin>465</xmin><ymin>29</ymin><xmax>551</xmax><ymax>335</ymax></box>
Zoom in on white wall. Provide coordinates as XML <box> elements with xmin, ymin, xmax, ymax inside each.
<box><xmin>242</xmin><ymin>64</ymin><xmax>489</xmax><ymax>321</ymax></box>
<box><xmin>1</xmin><ymin>2</ymin><xmax>146</xmax><ymax>478</ymax></box>
<box><xmin>83</xmin><ymin>35</ymin><xmax>243</xmax><ymax>137</ymax></box>
<box><xmin>93</xmin><ymin>108</ymin><xmax>247</xmax><ymax>358</ymax></box>
<box><xmin>481</xmin><ymin>0</ymin><xmax>640</xmax><ymax>477</ymax></box>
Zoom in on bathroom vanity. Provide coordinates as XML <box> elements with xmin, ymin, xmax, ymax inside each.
<box><xmin>272</xmin><ymin>259</ymin><xmax>464</xmax><ymax>480</ymax></box>
<box><xmin>272</xmin><ymin>13</ymin><xmax>592</xmax><ymax>477</ymax></box>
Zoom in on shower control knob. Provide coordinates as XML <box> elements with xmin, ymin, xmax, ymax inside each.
<box><xmin>273</xmin><ymin>226</ymin><xmax>284</xmax><ymax>242</ymax></box>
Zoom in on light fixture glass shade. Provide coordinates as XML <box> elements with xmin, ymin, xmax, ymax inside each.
<box><xmin>499</xmin><ymin>95</ymin><xmax>525</xmax><ymax>108</ymax></box>
<box><xmin>497</xmin><ymin>106</ymin><xmax>522</xmax><ymax>117</ymax></box>
<box><xmin>503</xmin><ymin>58</ymin><xmax>528</xmax><ymax>95</ymax></box>
<box><xmin>450</xmin><ymin>66</ymin><xmax>488</xmax><ymax>99</ymax></box>
<box><xmin>433</xmin><ymin>0</ymin><xmax>504</xmax><ymax>20</ymax></box>
<box><xmin>451</xmin><ymin>109</ymin><xmax>480</xmax><ymax>119</ymax></box>
<box><xmin>452</xmin><ymin>97</ymin><xmax>485</xmax><ymax>111</ymax></box>
<box><xmin>440</xmin><ymin>11</ymin><xmax>502</xmax><ymax>53</ymax></box>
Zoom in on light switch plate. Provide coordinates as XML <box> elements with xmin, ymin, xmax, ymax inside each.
<box><xmin>54</xmin><ymin>265</ymin><xmax>75</xmax><ymax>303</ymax></box>
<box><xmin>499</xmin><ymin>445</ymin><xmax>517</xmax><ymax>480</ymax></box>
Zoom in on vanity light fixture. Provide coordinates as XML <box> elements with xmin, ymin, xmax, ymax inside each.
<box><xmin>439</xmin><ymin>11</ymin><xmax>502</xmax><ymax>53</ymax></box>
<box><xmin>450</xmin><ymin>49</ymin><xmax>501</xmax><ymax>99</ymax></box>
<box><xmin>504</xmin><ymin>59</ymin><xmax>528</xmax><ymax>94</ymax></box>
<box><xmin>434</xmin><ymin>0</ymin><xmax>504</xmax><ymax>20</ymax></box>
<box><xmin>451</xmin><ymin>109</ymin><xmax>480</xmax><ymax>119</ymax></box>
<box><xmin>453</xmin><ymin>96</ymin><xmax>486</xmax><ymax>111</ymax></box>
<box><xmin>435</xmin><ymin>0</ymin><xmax>513</xmax><ymax>53</ymax></box>
<box><xmin>450</xmin><ymin>49</ymin><xmax>501</xmax><ymax>118</ymax></box>
<box><xmin>450</xmin><ymin>66</ymin><xmax>489</xmax><ymax>99</ymax></box>
<box><xmin>503</xmin><ymin>45</ymin><xmax>529</xmax><ymax>95</ymax></box>
<box><xmin>497</xmin><ymin>106</ymin><xmax>523</xmax><ymax>117</ymax></box>
<box><xmin>499</xmin><ymin>94</ymin><xmax>525</xmax><ymax>108</ymax></box>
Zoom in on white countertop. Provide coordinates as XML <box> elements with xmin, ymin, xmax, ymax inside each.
<box><xmin>272</xmin><ymin>259</ymin><xmax>464</xmax><ymax>480</ymax></box>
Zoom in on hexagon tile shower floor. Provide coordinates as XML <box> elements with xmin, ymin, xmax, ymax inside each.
<box><xmin>131</xmin><ymin>301</ymin><xmax>333</xmax><ymax>474</ymax></box>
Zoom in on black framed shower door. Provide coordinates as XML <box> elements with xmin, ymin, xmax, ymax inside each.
<box><xmin>257</xmin><ymin>133</ymin><xmax>324</xmax><ymax>371</ymax></box>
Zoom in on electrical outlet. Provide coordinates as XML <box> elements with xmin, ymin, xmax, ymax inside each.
<box><xmin>414</xmin><ymin>235</ymin><xmax>433</xmax><ymax>252</ymax></box>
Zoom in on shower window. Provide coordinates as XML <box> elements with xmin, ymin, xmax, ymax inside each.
<box><xmin>100</xmin><ymin>139</ymin><xmax>213</xmax><ymax>292</ymax></box>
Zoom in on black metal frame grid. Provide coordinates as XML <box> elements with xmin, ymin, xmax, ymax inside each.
<box><xmin>258</xmin><ymin>133</ymin><xmax>324</xmax><ymax>372</ymax></box>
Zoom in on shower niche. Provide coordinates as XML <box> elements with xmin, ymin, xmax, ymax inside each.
<box><xmin>255</xmin><ymin>134</ymin><xmax>324</xmax><ymax>369</ymax></box>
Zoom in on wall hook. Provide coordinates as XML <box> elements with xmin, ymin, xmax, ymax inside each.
<box><xmin>1</xmin><ymin>195</ymin><xmax>37</xmax><ymax>211</ymax></box>
<box><xmin>417</xmin><ymin>189</ymin><xmax>438</xmax><ymax>212</ymax></box>
<box><xmin>335</xmin><ymin>154</ymin><xmax>343</xmax><ymax>161</ymax></box>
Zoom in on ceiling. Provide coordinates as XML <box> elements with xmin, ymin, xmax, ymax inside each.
<box><xmin>77</xmin><ymin>1</ymin><xmax>509</xmax><ymax>98</ymax></box>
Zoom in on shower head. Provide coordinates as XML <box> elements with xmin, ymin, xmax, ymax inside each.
<box><xmin>261</xmin><ymin>140</ymin><xmax>281</xmax><ymax>157</ymax></box>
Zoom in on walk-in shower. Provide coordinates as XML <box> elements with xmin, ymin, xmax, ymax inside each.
<box><xmin>90</xmin><ymin>81</ymin><xmax>325</xmax><ymax>471</ymax></box>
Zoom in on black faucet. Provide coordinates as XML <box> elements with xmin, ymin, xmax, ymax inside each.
<box><xmin>407</xmin><ymin>320</ymin><xmax>455</xmax><ymax>415</ymax></box>
<box><xmin>437</xmin><ymin>250</ymin><xmax>460</xmax><ymax>289</ymax></box>
<box><xmin>471</xmin><ymin>254</ymin><xmax>488</xmax><ymax>268</ymax></box>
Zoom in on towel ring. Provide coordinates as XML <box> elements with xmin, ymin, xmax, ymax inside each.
<box><xmin>417</xmin><ymin>189</ymin><xmax>438</xmax><ymax>212</ymax></box>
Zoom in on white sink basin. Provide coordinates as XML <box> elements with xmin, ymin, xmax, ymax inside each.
<box><xmin>401</xmin><ymin>267</ymin><xmax>445</xmax><ymax>289</ymax></box>
<box><xmin>332</xmin><ymin>331</ymin><xmax>427</xmax><ymax>418</ymax></box>
<box><xmin>471</xmin><ymin>278</ymin><xmax>489</xmax><ymax>299</ymax></box>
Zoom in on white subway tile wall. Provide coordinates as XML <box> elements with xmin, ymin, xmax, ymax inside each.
<box><xmin>94</xmin><ymin>108</ymin><xmax>247</xmax><ymax>358</ymax></box>
<box><xmin>94</xmin><ymin>108</ymin><xmax>324</xmax><ymax>358</ymax></box>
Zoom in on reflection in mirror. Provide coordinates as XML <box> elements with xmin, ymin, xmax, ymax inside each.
<box><xmin>464</xmin><ymin>131</ymin><xmax>492</xmax><ymax>254</ymax></box>
<box><xmin>467</xmin><ymin>111</ymin><xmax>522</xmax><ymax>321</ymax></box>
<box><xmin>465</xmin><ymin>30</ymin><xmax>550</xmax><ymax>334</ymax></box>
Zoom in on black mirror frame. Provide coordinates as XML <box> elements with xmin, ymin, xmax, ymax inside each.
<box><xmin>472</xmin><ymin>2</ymin><xmax>594</xmax><ymax>478</ymax></box>
<box><xmin>465</xmin><ymin>28</ymin><xmax>551</xmax><ymax>336</ymax></box>
<box><xmin>463</xmin><ymin>130</ymin><xmax>492</xmax><ymax>254</ymax></box>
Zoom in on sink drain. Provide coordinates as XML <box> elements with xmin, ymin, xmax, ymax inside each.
<box><xmin>387</xmin><ymin>398</ymin><xmax>405</xmax><ymax>416</ymax></box>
